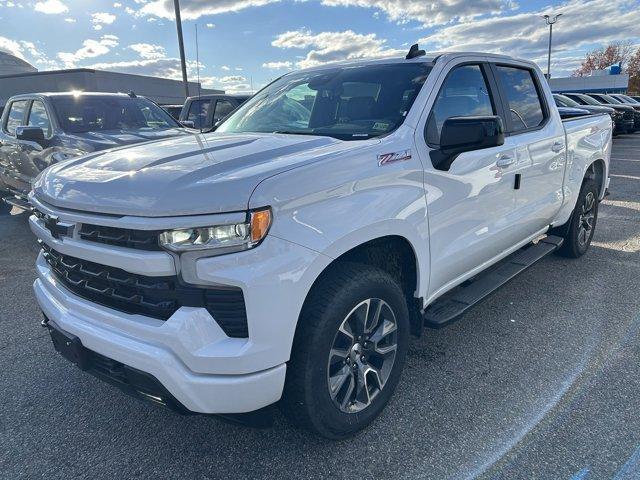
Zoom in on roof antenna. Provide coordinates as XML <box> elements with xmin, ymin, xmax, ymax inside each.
<box><xmin>128</xmin><ymin>91</ymin><xmax>137</xmax><ymax>98</ymax></box>
<box><xmin>406</xmin><ymin>43</ymin><xmax>426</xmax><ymax>60</ymax></box>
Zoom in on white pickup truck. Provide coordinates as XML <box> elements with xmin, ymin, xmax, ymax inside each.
<box><xmin>29</xmin><ymin>48</ymin><xmax>611</xmax><ymax>439</ymax></box>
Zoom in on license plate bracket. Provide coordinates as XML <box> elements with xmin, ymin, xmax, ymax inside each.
<box><xmin>47</xmin><ymin>320</ymin><xmax>89</xmax><ymax>370</ymax></box>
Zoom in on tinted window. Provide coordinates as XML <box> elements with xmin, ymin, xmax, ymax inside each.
<box><xmin>554</xmin><ymin>94</ymin><xmax>580</xmax><ymax>108</ymax></box>
<box><xmin>213</xmin><ymin>99</ymin><xmax>235</xmax><ymax>124</ymax></box>
<box><xmin>217</xmin><ymin>63</ymin><xmax>432</xmax><ymax>141</ymax></box>
<box><xmin>51</xmin><ymin>96</ymin><xmax>178</xmax><ymax>133</ymax></box>
<box><xmin>186</xmin><ymin>99</ymin><xmax>210</xmax><ymax>128</ymax></box>
<box><xmin>496</xmin><ymin>66</ymin><xmax>545</xmax><ymax>132</ymax></box>
<box><xmin>5</xmin><ymin>100</ymin><xmax>27</xmax><ymax>135</ymax></box>
<box><xmin>426</xmin><ymin>64</ymin><xmax>494</xmax><ymax>145</ymax></box>
<box><xmin>27</xmin><ymin>100</ymin><xmax>51</xmax><ymax>137</ymax></box>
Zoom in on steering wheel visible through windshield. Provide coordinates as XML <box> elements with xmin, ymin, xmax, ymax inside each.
<box><xmin>216</xmin><ymin>63</ymin><xmax>432</xmax><ymax>140</ymax></box>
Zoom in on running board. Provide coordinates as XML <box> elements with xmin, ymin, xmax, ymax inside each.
<box><xmin>423</xmin><ymin>235</ymin><xmax>564</xmax><ymax>328</ymax></box>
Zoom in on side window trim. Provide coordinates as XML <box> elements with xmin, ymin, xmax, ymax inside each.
<box><xmin>424</xmin><ymin>61</ymin><xmax>500</xmax><ymax>148</ymax></box>
<box><xmin>489</xmin><ymin>62</ymin><xmax>550</xmax><ymax>136</ymax></box>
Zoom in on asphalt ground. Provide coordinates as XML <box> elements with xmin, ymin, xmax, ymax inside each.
<box><xmin>1</xmin><ymin>134</ymin><xmax>639</xmax><ymax>480</ymax></box>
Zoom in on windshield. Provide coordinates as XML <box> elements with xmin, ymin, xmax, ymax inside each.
<box><xmin>52</xmin><ymin>96</ymin><xmax>181</xmax><ymax>134</ymax></box>
<box><xmin>217</xmin><ymin>63</ymin><xmax>432</xmax><ymax>140</ymax></box>
<box><xmin>618</xmin><ymin>94</ymin><xmax>638</xmax><ymax>104</ymax></box>
<box><xmin>555</xmin><ymin>94</ymin><xmax>580</xmax><ymax>108</ymax></box>
<box><xmin>598</xmin><ymin>94</ymin><xmax>621</xmax><ymax>104</ymax></box>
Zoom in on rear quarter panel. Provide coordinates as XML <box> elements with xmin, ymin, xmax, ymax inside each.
<box><xmin>554</xmin><ymin>114</ymin><xmax>612</xmax><ymax>226</ymax></box>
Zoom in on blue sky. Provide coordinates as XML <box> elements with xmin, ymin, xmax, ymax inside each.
<box><xmin>1</xmin><ymin>0</ymin><xmax>639</xmax><ymax>93</ymax></box>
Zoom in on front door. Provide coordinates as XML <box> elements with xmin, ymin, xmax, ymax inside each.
<box><xmin>0</xmin><ymin>99</ymin><xmax>30</xmax><ymax>194</ymax></box>
<box><xmin>416</xmin><ymin>62</ymin><xmax>521</xmax><ymax>299</ymax></box>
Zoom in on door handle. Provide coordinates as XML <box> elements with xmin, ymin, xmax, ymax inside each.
<box><xmin>551</xmin><ymin>141</ymin><xmax>565</xmax><ymax>153</ymax></box>
<box><xmin>496</xmin><ymin>154</ymin><xmax>515</xmax><ymax>168</ymax></box>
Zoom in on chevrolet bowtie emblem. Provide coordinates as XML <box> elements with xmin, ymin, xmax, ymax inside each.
<box><xmin>43</xmin><ymin>214</ymin><xmax>74</xmax><ymax>239</ymax></box>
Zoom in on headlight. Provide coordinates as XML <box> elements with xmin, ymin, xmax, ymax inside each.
<box><xmin>159</xmin><ymin>208</ymin><xmax>272</xmax><ymax>253</ymax></box>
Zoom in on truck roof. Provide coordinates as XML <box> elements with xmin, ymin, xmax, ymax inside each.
<box><xmin>293</xmin><ymin>51</ymin><xmax>535</xmax><ymax>74</ymax></box>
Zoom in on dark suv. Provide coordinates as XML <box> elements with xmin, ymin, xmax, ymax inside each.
<box><xmin>0</xmin><ymin>92</ymin><xmax>190</xmax><ymax>212</ymax></box>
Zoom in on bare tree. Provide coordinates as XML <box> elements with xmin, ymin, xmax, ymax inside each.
<box><xmin>628</xmin><ymin>48</ymin><xmax>640</xmax><ymax>94</ymax></box>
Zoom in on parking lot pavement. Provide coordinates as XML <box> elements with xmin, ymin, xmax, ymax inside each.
<box><xmin>1</xmin><ymin>135</ymin><xmax>639</xmax><ymax>480</ymax></box>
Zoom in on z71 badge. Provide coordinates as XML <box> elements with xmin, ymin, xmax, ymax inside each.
<box><xmin>378</xmin><ymin>149</ymin><xmax>412</xmax><ymax>166</ymax></box>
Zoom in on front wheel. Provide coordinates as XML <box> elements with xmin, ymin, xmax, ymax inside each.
<box><xmin>282</xmin><ymin>262</ymin><xmax>410</xmax><ymax>439</ymax></box>
<box><xmin>558</xmin><ymin>179</ymin><xmax>599</xmax><ymax>258</ymax></box>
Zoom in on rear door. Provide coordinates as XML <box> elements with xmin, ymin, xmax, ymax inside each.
<box><xmin>417</xmin><ymin>61</ymin><xmax>520</xmax><ymax>297</ymax></box>
<box><xmin>491</xmin><ymin>63</ymin><xmax>566</xmax><ymax>238</ymax></box>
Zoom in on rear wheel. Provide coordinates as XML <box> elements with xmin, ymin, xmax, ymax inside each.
<box><xmin>558</xmin><ymin>179</ymin><xmax>599</xmax><ymax>258</ymax></box>
<box><xmin>282</xmin><ymin>262</ymin><xmax>409</xmax><ymax>439</ymax></box>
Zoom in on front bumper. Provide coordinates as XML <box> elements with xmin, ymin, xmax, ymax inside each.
<box><xmin>35</xmin><ymin>267</ymin><xmax>286</xmax><ymax>414</ymax></box>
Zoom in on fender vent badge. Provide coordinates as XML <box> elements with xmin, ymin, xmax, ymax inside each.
<box><xmin>378</xmin><ymin>149</ymin><xmax>412</xmax><ymax>166</ymax></box>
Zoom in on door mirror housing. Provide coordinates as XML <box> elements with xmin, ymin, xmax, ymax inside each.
<box><xmin>16</xmin><ymin>126</ymin><xmax>47</xmax><ymax>146</ymax></box>
<box><xmin>181</xmin><ymin>120</ymin><xmax>195</xmax><ymax>129</ymax></box>
<box><xmin>430</xmin><ymin>116</ymin><xmax>504</xmax><ymax>171</ymax></box>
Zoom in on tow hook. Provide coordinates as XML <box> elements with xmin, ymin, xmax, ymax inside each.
<box><xmin>41</xmin><ymin>315</ymin><xmax>50</xmax><ymax>328</ymax></box>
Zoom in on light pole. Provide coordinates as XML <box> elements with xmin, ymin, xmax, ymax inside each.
<box><xmin>173</xmin><ymin>0</ymin><xmax>189</xmax><ymax>98</ymax></box>
<box><xmin>543</xmin><ymin>13</ymin><xmax>562</xmax><ymax>79</ymax></box>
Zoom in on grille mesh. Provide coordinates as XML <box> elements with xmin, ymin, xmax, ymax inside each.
<box><xmin>41</xmin><ymin>243</ymin><xmax>248</xmax><ymax>337</ymax></box>
<box><xmin>78</xmin><ymin>224</ymin><xmax>163</xmax><ymax>251</ymax></box>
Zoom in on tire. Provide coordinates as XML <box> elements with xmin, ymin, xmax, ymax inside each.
<box><xmin>282</xmin><ymin>262</ymin><xmax>410</xmax><ymax>439</ymax></box>
<box><xmin>557</xmin><ymin>179</ymin><xmax>599</xmax><ymax>258</ymax></box>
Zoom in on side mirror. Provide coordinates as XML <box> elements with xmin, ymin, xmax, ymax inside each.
<box><xmin>431</xmin><ymin>116</ymin><xmax>504</xmax><ymax>171</ymax></box>
<box><xmin>181</xmin><ymin>120</ymin><xmax>195</xmax><ymax>128</ymax></box>
<box><xmin>16</xmin><ymin>126</ymin><xmax>47</xmax><ymax>146</ymax></box>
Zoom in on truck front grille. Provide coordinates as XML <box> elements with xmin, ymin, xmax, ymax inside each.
<box><xmin>78</xmin><ymin>223</ymin><xmax>163</xmax><ymax>251</ymax></box>
<box><xmin>41</xmin><ymin>243</ymin><xmax>249</xmax><ymax>337</ymax></box>
<box><xmin>623</xmin><ymin>111</ymin><xmax>634</xmax><ymax>121</ymax></box>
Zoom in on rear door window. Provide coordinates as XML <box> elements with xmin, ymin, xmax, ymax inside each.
<box><xmin>213</xmin><ymin>99</ymin><xmax>235</xmax><ymax>124</ymax></box>
<box><xmin>186</xmin><ymin>99</ymin><xmax>211</xmax><ymax>128</ymax></box>
<box><xmin>27</xmin><ymin>100</ymin><xmax>52</xmax><ymax>137</ymax></box>
<box><xmin>426</xmin><ymin>64</ymin><xmax>495</xmax><ymax>145</ymax></box>
<box><xmin>5</xmin><ymin>100</ymin><xmax>28</xmax><ymax>135</ymax></box>
<box><xmin>495</xmin><ymin>66</ymin><xmax>546</xmax><ymax>133</ymax></box>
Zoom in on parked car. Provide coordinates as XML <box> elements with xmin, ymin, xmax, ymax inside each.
<box><xmin>162</xmin><ymin>104</ymin><xmax>184</xmax><ymax>121</ymax></box>
<box><xmin>179</xmin><ymin>94</ymin><xmax>250</xmax><ymax>130</ymax></box>
<box><xmin>586</xmin><ymin>93</ymin><xmax>640</xmax><ymax>132</ymax></box>
<box><xmin>553</xmin><ymin>93</ymin><xmax>615</xmax><ymax>118</ymax></box>
<box><xmin>0</xmin><ymin>92</ymin><xmax>191</xmax><ymax>212</ymax></box>
<box><xmin>563</xmin><ymin>92</ymin><xmax>635</xmax><ymax>133</ymax></box>
<box><xmin>557</xmin><ymin>106</ymin><xmax>591</xmax><ymax>119</ymax></box>
<box><xmin>609</xmin><ymin>93</ymin><xmax>640</xmax><ymax>105</ymax></box>
<box><xmin>631</xmin><ymin>96</ymin><xmax>640</xmax><ymax>102</ymax></box>
<box><xmin>30</xmin><ymin>50</ymin><xmax>611</xmax><ymax>438</ymax></box>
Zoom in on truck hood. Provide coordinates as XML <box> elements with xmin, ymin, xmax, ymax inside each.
<box><xmin>34</xmin><ymin>132</ymin><xmax>373</xmax><ymax>217</ymax></box>
<box><xmin>66</xmin><ymin>127</ymin><xmax>191</xmax><ymax>152</ymax></box>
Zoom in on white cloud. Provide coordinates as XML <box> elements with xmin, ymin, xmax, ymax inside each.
<box><xmin>92</xmin><ymin>12</ymin><xmax>116</xmax><ymax>30</ymax></box>
<box><xmin>205</xmin><ymin>23</ymin><xmax>215</xmax><ymax>28</ymax></box>
<box><xmin>320</xmin><ymin>0</ymin><xmax>511</xmax><ymax>26</ymax></box>
<box><xmin>138</xmin><ymin>0</ymin><xmax>280</xmax><ymax>20</ymax></box>
<box><xmin>262</xmin><ymin>60</ymin><xmax>293</xmax><ymax>69</ymax></box>
<box><xmin>64</xmin><ymin>17</ymin><xmax>75</xmax><ymax>22</ymax></box>
<box><xmin>34</xmin><ymin>0</ymin><xmax>68</xmax><ymax>14</ymax></box>
<box><xmin>221</xmin><ymin>65</ymin><xmax>231</xmax><ymax>71</ymax></box>
<box><xmin>57</xmin><ymin>35</ymin><xmax>119</xmax><ymax>67</ymax></box>
<box><xmin>113</xmin><ymin>2</ymin><xmax>122</xmax><ymax>7</ymax></box>
<box><xmin>0</xmin><ymin>35</ymin><xmax>58</xmax><ymax>68</ymax></box>
<box><xmin>418</xmin><ymin>0</ymin><xmax>640</xmax><ymax>76</ymax></box>
<box><xmin>272</xmin><ymin>29</ymin><xmax>403</xmax><ymax>68</ymax></box>
<box><xmin>129</xmin><ymin>43</ymin><xmax>166</xmax><ymax>59</ymax></box>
